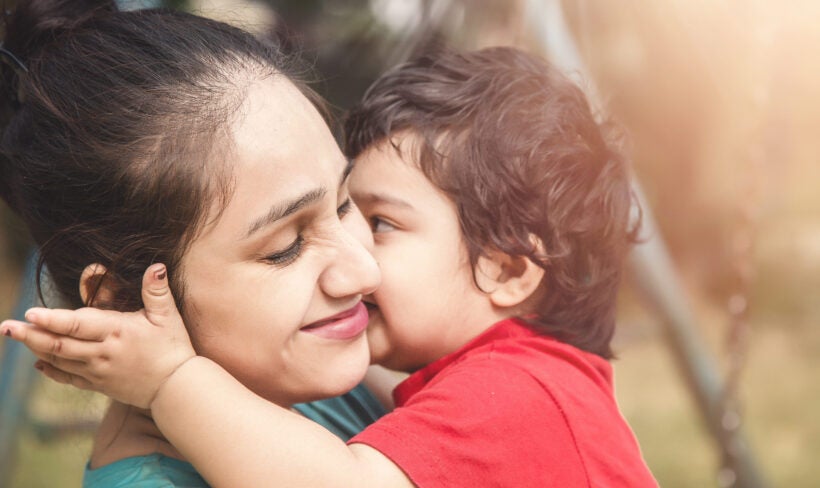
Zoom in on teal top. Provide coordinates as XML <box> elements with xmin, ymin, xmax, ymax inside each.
<box><xmin>83</xmin><ymin>383</ymin><xmax>386</xmax><ymax>487</ymax></box>
<box><xmin>83</xmin><ymin>453</ymin><xmax>206</xmax><ymax>488</ymax></box>
<box><xmin>292</xmin><ymin>381</ymin><xmax>387</xmax><ymax>441</ymax></box>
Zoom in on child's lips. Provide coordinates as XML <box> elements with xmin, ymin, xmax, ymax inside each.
<box><xmin>300</xmin><ymin>302</ymin><xmax>369</xmax><ymax>340</ymax></box>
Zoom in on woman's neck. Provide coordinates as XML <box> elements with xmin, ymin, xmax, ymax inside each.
<box><xmin>89</xmin><ymin>401</ymin><xmax>185</xmax><ymax>469</ymax></box>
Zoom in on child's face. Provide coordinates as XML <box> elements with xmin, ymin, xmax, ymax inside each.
<box><xmin>350</xmin><ymin>134</ymin><xmax>500</xmax><ymax>372</ymax></box>
<box><xmin>178</xmin><ymin>79</ymin><xmax>380</xmax><ymax>406</ymax></box>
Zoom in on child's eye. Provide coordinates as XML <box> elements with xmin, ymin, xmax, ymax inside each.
<box><xmin>370</xmin><ymin>216</ymin><xmax>396</xmax><ymax>233</ymax></box>
<box><xmin>337</xmin><ymin>198</ymin><xmax>353</xmax><ymax>218</ymax></box>
<box><xmin>263</xmin><ymin>235</ymin><xmax>303</xmax><ymax>266</ymax></box>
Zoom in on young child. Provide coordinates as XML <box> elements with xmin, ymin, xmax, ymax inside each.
<box><xmin>5</xmin><ymin>46</ymin><xmax>657</xmax><ymax>486</ymax></box>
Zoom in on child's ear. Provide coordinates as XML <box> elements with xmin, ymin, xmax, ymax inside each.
<box><xmin>79</xmin><ymin>263</ymin><xmax>117</xmax><ymax>308</ymax></box>
<box><xmin>475</xmin><ymin>248</ymin><xmax>546</xmax><ymax>309</ymax></box>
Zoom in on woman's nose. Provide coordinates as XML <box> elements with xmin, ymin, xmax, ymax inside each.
<box><xmin>319</xmin><ymin>211</ymin><xmax>380</xmax><ymax>298</ymax></box>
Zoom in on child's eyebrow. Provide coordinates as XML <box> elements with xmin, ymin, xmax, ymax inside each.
<box><xmin>352</xmin><ymin>192</ymin><xmax>414</xmax><ymax>210</ymax></box>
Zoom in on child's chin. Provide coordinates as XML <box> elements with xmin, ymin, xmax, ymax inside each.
<box><xmin>366</xmin><ymin>341</ymin><xmax>394</xmax><ymax>368</ymax></box>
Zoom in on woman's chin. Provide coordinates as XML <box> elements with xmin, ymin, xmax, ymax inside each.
<box><xmin>295</xmin><ymin>340</ymin><xmax>372</xmax><ymax>403</ymax></box>
<box><xmin>323</xmin><ymin>350</ymin><xmax>371</xmax><ymax>397</ymax></box>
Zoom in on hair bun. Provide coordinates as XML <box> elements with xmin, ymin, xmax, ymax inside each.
<box><xmin>3</xmin><ymin>0</ymin><xmax>117</xmax><ymax>62</ymax></box>
<box><xmin>0</xmin><ymin>1</ymin><xmax>116</xmax><ymax>210</ymax></box>
<box><xmin>0</xmin><ymin>0</ymin><xmax>117</xmax><ymax>114</ymax></box>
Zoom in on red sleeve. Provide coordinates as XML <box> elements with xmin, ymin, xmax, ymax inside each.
<box><xmin>349</xmin><ymin>358</ymin><xmax>590</xmax><ymax>487</ymax></box>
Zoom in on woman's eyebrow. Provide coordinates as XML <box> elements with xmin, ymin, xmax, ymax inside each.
<box><xmin>244</xmin><ymin>187</ymin><xmax>327</xmax><ymax>238</ymax></box>
<box><xmin>243</xmin><ymin>161</ymin><xmax>352</xmax><ymax>239</ymax></box>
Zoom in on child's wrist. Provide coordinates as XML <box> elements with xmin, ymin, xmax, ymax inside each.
<box><xmin>149</xmin><ymin>354</ymin><xmax>204</xmax><ymax>411</ymax></box>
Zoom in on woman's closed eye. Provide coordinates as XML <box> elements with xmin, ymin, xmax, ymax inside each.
<box><xmin>263</xmin><ymin>235</ymin><xmax>304</xmax><ymax>266</ymax></box>
<box><xmin>264</xmin><ymin>198</ymin><xmax>353</xmax><ymax>266</ymax></box>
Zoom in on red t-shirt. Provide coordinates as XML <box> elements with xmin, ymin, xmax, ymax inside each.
<box><xmin>350</xmin><ymin>318</ymin><xmax>657</xmax><ymax>487</ymax></box>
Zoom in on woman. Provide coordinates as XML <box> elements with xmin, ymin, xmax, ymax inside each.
<box><xmin>0</xmin><ymin>1</ymin><xmax>384</xmax><ymax>485</ymax></box>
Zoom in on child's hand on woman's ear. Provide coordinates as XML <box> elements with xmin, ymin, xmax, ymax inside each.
<box><xmin>0</xmin><ymin>264</ymin><xmax>196</xmax><ymax>410</ymax></box>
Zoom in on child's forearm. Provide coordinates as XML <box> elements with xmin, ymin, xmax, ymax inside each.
<box><xmin>152</xmin><ymin>356</ymin><xmax>412</xmax><ymax>488</ymax></box>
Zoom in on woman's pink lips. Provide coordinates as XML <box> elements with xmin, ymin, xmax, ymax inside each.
<box><xmin>300</xmin><ymin>302</ymin><xmax>369</xmax><ymax>340</ymax></box>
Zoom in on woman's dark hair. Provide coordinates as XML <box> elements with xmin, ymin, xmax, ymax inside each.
<box><xmin>0</xmin><ymin>0</ymin><xmax>315</xmax><ymax>312</ymax></box>
<box><xmin>345</xmin><ymin>47</ymin><xmax>640</xmax><ymax>359</ymax></box>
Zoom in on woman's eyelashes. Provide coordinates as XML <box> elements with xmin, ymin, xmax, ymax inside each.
<box><xmin>264</xmin><ymin>235</ymin><xmax>304</xmax><ymax>266</ymax></box>
<box><xmin>337</xmin><ymin>197</ymin><xmax>353</xmax><ymax>218</ymax></box>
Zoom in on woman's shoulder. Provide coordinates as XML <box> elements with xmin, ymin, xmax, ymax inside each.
<box><xmin>83</xmin><ymin>453</ymin><xmax>209</xmax><ymax>488</ymax></box>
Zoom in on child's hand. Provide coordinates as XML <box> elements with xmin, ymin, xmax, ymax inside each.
<box><xmin>0</xmin><ymin>264</ymin><xmax>196</xmax><ymax>410</ymax></box>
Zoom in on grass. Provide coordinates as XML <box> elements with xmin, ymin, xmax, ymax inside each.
<box><xmin>5</xmin><ymin>366</ymin><xmax>104</xmax><ymax>488</ymax></box>
<box><xmin>615</xmin><ymin>332</ymin><xmax>718</xmax><ymax>487</ymax></box>
<box><xmin>12</xmin><ymin>431</ymin><xmax>92</xmax><ymax>488</ymax></box>
<box><xmin>615</xmin><ymin>213</ymin><xmax>820</xmax><ymax>487</ymax></box>
<box><xmin>613</xmin><ymin>294</ymin><xmax>820</xmax><ymax>487</ymax></box>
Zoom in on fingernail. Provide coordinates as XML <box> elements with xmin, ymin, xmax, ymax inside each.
<box><xmin>25</xmin><ymin>310</ymin><xmax>36</xmax><ymax>322</ymax></box>
<box><xmin>155</xmin><ymin>265</ymin><xmax>167</xmax><ymax>281</ymax></box>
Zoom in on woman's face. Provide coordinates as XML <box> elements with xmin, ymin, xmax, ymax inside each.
<box><xmin>178</xmin><ymin>78</ymin><xmax>380</xmax><ymax>407</ymax></box>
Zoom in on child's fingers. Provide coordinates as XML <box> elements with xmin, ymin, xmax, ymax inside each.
<box><xmin>23</xmin><ymin>307</ymin><xmax>114</xmax><ymax>341</ymax></box>
<box><xmin>31</xmin><ymin>353</ymin><xmax>89</xmax><ymax>378</ymax></box>
<box><xmin>35</xmin><ymin>360</ymin><xmax>96</xmax><ymax>391</ymax></box>
<box><xmin>6</xmin><ymin>322</ymin><xmax>101</xmax><ymax>361</ymax></box>
<box><xmin>1</xmin><ymin>319</ymin><xmax>28</xmax><ymax>337</ymax></box>
<box><xmin>141</xmin><ymin>264</ymin><xmax>181</xmax><ymax>325</ymax></box>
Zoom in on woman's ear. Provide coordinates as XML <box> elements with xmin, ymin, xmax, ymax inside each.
<box><xmin>79</xmin><ymin>263</ymin><xmax>117</xmax><ymax>308</ymax></box>
<box><xmin>474</xmin><ymin>239</ymin><xmax>546</xmax><ymax>310</ymax></box>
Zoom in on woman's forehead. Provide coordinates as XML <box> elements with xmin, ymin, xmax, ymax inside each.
<box><xmin>229</xmin><ymin>79</ymin><xmax>335</xmax><ymax>164</ymax></box>
<box><xmin>192</xmin><ymin>79</ymin><xmax>345</xmax><ymax>240</ymax></box>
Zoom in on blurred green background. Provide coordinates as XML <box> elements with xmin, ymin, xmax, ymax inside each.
<box><xmin>2</xmin><ymin>0</ymin><xmax>818</xmax><ymax>486</ymax></box>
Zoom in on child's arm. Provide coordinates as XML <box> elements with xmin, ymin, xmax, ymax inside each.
<box><xmin>152</xmin><ymin>355</ymin><xmax>410</xmax><ymax>487</ymax></box>
<box><xmin>0</xmin><ymin>267</ymin><xmax>413</xmax><ymax>488</ymax></box>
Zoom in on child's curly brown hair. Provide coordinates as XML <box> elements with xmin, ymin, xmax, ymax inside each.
<box><xmin>345</xmin><ymin>46</ymin><xmax>640</xmax><ymax>359</ymax></box>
